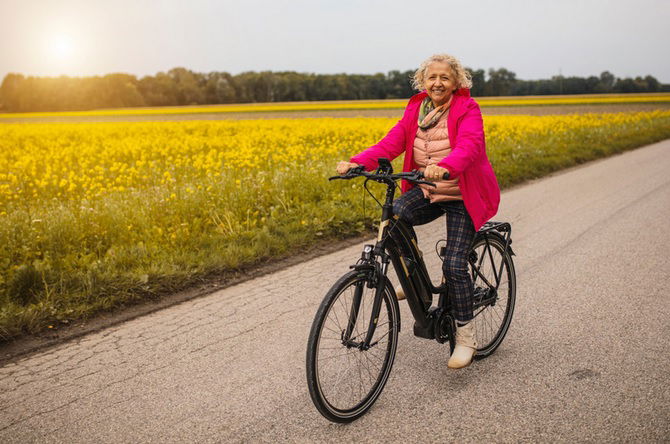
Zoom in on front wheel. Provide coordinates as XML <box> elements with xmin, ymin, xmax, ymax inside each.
<box><xmin>306</xmin><ymin>270</ymin><xmax>400</xmax><ymax>423</ymax></box>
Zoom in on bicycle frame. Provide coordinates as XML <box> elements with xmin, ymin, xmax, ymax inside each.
<box><xmin>337</xmin><ymin>160</ymin><xmax>514</xmax><ymax>350</ymax></box>
<box><xmin>308</xmin><ymin>160</ymin><xmax>516</xmax><ymax>423</ymax></box>
<box><xmin>340</xmin><ymin>164</ymin><xmax>453</xmax><ymax>348</ymax></box>
<box><xmin>349</xmin><ymin>201</ymin><xmax>454</xmax><ymax>346</ymax></box>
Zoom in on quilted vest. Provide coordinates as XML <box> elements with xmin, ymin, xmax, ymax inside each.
<box><xmin>413</xmin><ymin>113</ymin><xmax>463</xmax><ymax>202</ymax></box>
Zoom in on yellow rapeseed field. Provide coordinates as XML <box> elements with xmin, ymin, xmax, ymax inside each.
<box><xmin>2</xmin><ymin>111</ymin><xmax>669</xmax><ymax>208</ymax></box>
<box><xmin>1</xmin><ymin>110</ymin><xmax>669</xmax><ymax>337</ymax></box>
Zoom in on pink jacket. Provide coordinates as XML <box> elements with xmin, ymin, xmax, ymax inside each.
<box><xmin>350</xmin><ymin>89</ymin><xmax>500</xmax><ymax>231</ymax></box>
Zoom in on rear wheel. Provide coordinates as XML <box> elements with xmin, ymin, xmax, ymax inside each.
<box><xmin>468</xmin><ymin>235</ymin><xmax>516</xmax><ymax>358</ymax></box>
<box><xmin>306</xmin><ymin>270</ymin><xmax>399</xmax><ymax>423</ymax></box>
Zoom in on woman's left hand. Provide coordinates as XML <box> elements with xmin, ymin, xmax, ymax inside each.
<box><xmin>424</xmin><ymin>164</ymin><xmax>449</xmax><ymax>181</ymax></box>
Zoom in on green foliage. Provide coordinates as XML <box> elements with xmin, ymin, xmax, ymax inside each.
<box><xmin>2</xmin><ymin>68</ymin><xmax>668</xmax><ymax>112</ymax></box>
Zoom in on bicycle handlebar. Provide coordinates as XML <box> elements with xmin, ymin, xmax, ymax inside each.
<box><xmin>329</xmin><ymin>166</ymin><xmax>449</xmax><ymax>187</ymax></box>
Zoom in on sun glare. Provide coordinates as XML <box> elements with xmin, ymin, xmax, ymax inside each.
<box><xmin>49</xmin><ymin>34</ymin><xmax>75</xmax><ymax>60</ymax></box>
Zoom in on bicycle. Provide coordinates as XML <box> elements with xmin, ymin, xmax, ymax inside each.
<box><xmin>305</xmin><ymin>158</ymin><xmax>516</xmax><ymax>423</ymax></box>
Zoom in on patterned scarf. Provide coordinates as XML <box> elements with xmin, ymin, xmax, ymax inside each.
<box><xmin>418</xmin><ymin>96</ymin><xmax>452</xmax><ymax>130</ymax></box>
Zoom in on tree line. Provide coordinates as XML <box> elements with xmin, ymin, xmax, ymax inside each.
<box><xmin>1</xmin><ymin>67</ymin><xmax>668</xmax><ymax>112</ymax></box>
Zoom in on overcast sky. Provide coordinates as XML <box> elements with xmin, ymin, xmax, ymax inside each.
<box><xmin>1</xmin><ymin>0</ymin><xmax>669</xmax><ymax>82</ymax></box>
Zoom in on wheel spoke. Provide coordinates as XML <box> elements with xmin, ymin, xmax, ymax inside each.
<box><xmin>318</xmin><ymin>349</ymin><xmax>356</xmax><ymax>361</ymax></box>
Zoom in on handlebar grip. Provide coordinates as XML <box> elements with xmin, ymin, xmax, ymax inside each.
<box><xmin>329</xmin><ymin>165</ymin><xmax>365</xmax><ymax>181</ymax></box>
<box><xmin>416</xmin><ymin>171</ymin><xmax>450</xmax><ymax>181</ymax></box>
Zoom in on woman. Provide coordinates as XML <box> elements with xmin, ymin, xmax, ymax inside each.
<box><xmin>336</xmin><ymin>53</ymin><xmax>500</xmax><ymax>369</ymax></box>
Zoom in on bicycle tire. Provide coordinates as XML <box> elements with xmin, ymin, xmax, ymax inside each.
<box><xmin>306</xmin><ymin>270</ymin><xmax>400</xmax><ymax>423</ymax></box>
<box><xmin>469</xmin><ymin>235</ymin><xmax>516</xmax><ymax>359</ymax></box>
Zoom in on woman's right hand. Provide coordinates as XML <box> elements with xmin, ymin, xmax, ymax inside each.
<box><xmin>336</xmin><ymin>161</ymin><xmax>361</xmax><ymax>175</ymax></box>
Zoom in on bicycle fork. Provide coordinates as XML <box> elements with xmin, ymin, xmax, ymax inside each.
<box><xmin>342</xmin><ymin>247</ymin><xmax>390</xmax><ymax>351</ymax></box>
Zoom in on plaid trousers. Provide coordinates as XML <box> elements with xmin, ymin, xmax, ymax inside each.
<box><xmin>392</xmin><ymin>187</ymin><xmax>476</xmax><ymax>323</ymax></box>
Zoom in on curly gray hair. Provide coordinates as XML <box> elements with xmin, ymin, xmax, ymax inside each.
<box><xmin>411</xmin><ymin>53</ymin><xmax>473</xmax><ymax>91</ymax></box>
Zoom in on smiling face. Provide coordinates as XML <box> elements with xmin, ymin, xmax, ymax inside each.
<box><xmin>424</xmin><ymin>61</ymin><xmax>458</xmax><ymax>107</ymax></box>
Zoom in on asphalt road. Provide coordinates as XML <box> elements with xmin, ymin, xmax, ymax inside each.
<box><xmin>1</xmin><ymin>140</ymin><xmax>669</xmax><ymax>443</ymax></box>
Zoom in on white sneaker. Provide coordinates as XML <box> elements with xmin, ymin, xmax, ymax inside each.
<box><xmin>447</xmin><ymin>322</ymin><xmax>477</xmax><ymax>369</ymax></box>
<box><xmin>395</xmin><ymin>285</ymin><xmax>406</xmax><ymax>301</ymax></box>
